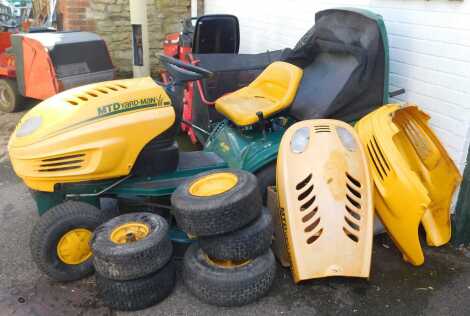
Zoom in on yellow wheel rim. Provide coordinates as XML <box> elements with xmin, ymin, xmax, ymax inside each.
<box><xmin>57</xmin><ymin>228</ymin><xmax>93</xmax><ymax>265</ymax></box>
<box><xmin>189</xmin><ymin>172</ymin><xmax>238</xmax><ymax>197</ymax></box>
<box><xmin>204</xmin><ymin>254</ymin><xmax>251</xmax><ymax>268</ymax></box>
<box><xmin>110</xmin><ymin>222</ymin><xmax>150</xmax><ymax>244</ymax></box>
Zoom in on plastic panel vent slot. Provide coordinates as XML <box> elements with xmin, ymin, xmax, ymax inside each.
<box><xmin>89</xmin><ymin>84</ymin><xmax>122</xmax><ymax>97</ymax></box>
<box><xmin>96</xmin><ymin>88</ymin><xmax>109</xmax><ymax>94</ymax></box>
<box><xmin>296</xmin><ymin>174</ymin><xmax>323</xmax><ymax>245</ymax></box>
<box><xmin>313</xmin><ymin>125</ymin><xmax>331</xmax><ymax>134</ymax></box>
<box><xmin>343</xmin><ymin>172</ymin><xmax>362</xmax><ymax>243</ymax></box>
<box><xmin>401</xmin><ymin>116</ymin><xmax>440</xmax><ymax>169</ymax></box>
<box><xmin>86</xmin><ymin>91</ymin><xmax>98</xmax><ymax>98</ymax></box>
<box><xmin>366</xmin><ymin>136</ymin><xmax>390</xmax><ymax>181</ymax></box>
<box><xmin>106</xmin><ymin>86</ymin><xmax>118</xmax><ymax>92</ymax></box>
<box><xmin>68</xmin><ymin>83</ymin><xmax>127</xmax><ymax>104</ymax></box>
<box><xmin>38</xmin><ymin>154</ymin><xmax>85</xmax><ymax>172</ymax></box>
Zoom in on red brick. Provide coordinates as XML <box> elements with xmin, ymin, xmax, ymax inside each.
<box><xmin>58</xmin><ymin>0</ymin><xmax>94</xmax><ymax>31</ymax></box>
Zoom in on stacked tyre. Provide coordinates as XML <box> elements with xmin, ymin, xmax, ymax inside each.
<box><xmin>172</xmin><ymin>169</ymin><xmax>276</xmax><ymax>307</ymax></box>
<box><xmin>91</xmin><ymin>213</ymin><xmax>175</xmax><ymax>311</ymax></box>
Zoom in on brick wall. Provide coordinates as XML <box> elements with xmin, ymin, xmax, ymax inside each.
<box><xmin>58</xmin><ymin>0</ymin><xmax>193</xmax><ymax>75</ymax></box>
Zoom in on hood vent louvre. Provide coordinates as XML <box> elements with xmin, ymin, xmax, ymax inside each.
<box><xmin>343</xmin><ymin>172</ymin><xmax>363</xmax><ymax>243</ymax></box>
<box><xmin>38</xmin><ymin>154</ymin><xmax>86</xmax><ymax>172</ymax></box>
<box><xmin>366</xmin><ymin>136</ymin><xmax>391</xmax><ymax>180</ymax></box>
<box><xmin>314</xmin><ymin>125</ymin><xmax>331</xmax><ymax>133</ymax></box>
<box><xmin>66</xmin><ymin>84</ymin><xmax>129</xmax><ymax>106</ymax></box>
<box><xmin>296</xmin><ymin>174</ymin><xmax>323</xmax><ymax>245</ymax></box>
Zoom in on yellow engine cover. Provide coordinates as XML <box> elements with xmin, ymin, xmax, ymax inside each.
<box><xmin>356</xmin><ymin>104</ymin><xmax>461</xmax><ymax>266</ymax></box>
<box><xmin>277</xmin><ymin>120</ymin><xmax>374</xmax><ymax>283</ymax></box>
<box><xmin>8</xmin><ymin>77</ymin><xmax>175</xmax><ymax>192</ymax></box>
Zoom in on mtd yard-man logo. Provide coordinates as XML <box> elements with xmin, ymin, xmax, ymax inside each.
<box><xmin>97</xmin><ymin>96</ymin><xmax>170</xmax><ymax>117</ymax></box>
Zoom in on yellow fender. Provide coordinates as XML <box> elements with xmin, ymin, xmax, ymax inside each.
<box><xmin>356</xmin><ymin>104</ymin><xmax>461</xmax><ymax>266</ymax></box>
<box><xmin>277</xmin><ymin>120</ymin><xmax>374</xmax><ymax>283</ymax></box>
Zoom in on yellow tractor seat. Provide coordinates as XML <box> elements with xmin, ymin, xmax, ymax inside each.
<box><xmin>215</xmin><ymin>61</ymin><xmax>303</xmax><ymax>126</ymax></box>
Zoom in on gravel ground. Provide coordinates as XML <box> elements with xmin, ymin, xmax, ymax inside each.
<box><xmin>0</xmin><ymin>111</ymin><xmax>24</xmax><ymax>163</ymax></box>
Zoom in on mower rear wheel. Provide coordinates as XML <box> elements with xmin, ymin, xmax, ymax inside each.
<box><xmin>183</xmin><ymin>244</ymin><xmax>276</xmax><ymax>307</ymax></box>
<box><xmin>171</xmin><ymin>169</ymin><xmax>262</xmax><ymax>237</ymax></box>
<box><xmin>30</xmin><ymin>201</ymin><xmax>111</xmax><ymax>282</ymax></box>
<box><xmin>91</xmin><ymin>213</ymin><xmax>173</xmax><ymax>280</ymax></box>
<box><xmin>199</xmin><ymin>207</ymin><xmax>274</xmax><ymax>261</ymax></box>
<box><xmin>0</xmin><ymin>79</ymin><xmax>24</xmax><ymax>113</ymax></box>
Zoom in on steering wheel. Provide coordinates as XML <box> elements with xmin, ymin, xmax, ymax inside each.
<box><xmin>158</xmin><ymin>54</ymin><xmax>213</xmax><ymax>78</ymax></box>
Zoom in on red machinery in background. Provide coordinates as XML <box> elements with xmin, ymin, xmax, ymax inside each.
<box><xmin>162</xmin><ymin>17</ymin><xmax>199</xmax><ymax>143</ymax></box>
<box><xmin>0</xmin><ymin>30</ymin><xmax>115</xmax><ymax>113</ymax></box>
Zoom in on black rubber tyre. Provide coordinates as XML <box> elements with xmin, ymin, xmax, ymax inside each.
<box><xmin>91</xmin><ymin>212</ymin><xmax>173</xmax><ymax>281</ymax></box>
<box><xmin>30</xmin><ymin>201</ymin><xmax>111</xmax><ymax>282</ymax></box>
<box><xmin>183</xmin><ymin>244</ymin><xmax>276</xmax><ymax>307</ymax></box>
<box><xmin>96</xmin><ymin>260</ymin><xmax>176</xmax><ymax>311</ymax></box>
<box><xmin>200</xmin><ymin>207</ymin><xmax>273</xmax><ymax>261</ymax></box>
<box><xmin>100</xmin><ymin>198</ymin><xmax>119</xmax><ymax>215</ymax></box>
<box><xmin>0</xmin><ymin>78</ymin><xmax>24</xmax><ymax>113</ymax></box>
<box><xmin>171</xmin><ymin>169</ymin><xmax>262</xmax><ymax>237</ymax></box>
<box><xmin>255</xmin><ymin>162</ymin><xmax>276</xmax><ymax>204</ymax></box>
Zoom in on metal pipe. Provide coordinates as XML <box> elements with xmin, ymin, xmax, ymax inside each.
<box><xmin>182</xmin><ymin>119</ymin><xmax>210</xmax><ymax>136</ymax></box>
<box><xmin>65</xmin><ymin>175</ymin><xmax>132</xmax><ymax>198</ymax></box>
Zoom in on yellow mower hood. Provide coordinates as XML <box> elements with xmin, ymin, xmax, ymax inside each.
<box><xmin>10</xmin><ymin>77</ymin><xmax>166</xmax><ymax>148</ymax></box>
<box><xmin>8</xmin><ymin>77</ymin><xmax>175</xmax><ymax>192</ymax></box>
<box><xmin>277</xmin><ymin>119</ymin><xmax>374</xmax><ymax>283</ymax></box>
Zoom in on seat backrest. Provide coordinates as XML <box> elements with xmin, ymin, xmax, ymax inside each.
<box><xmin>193</xmin><ymin>15</ymin><xmax>240</xmax><ymax>54</ymax></box>
<box><xmin>283</xmin><ymin>9</ymin><xmax>389</xmax><ymax>122</ymax></box>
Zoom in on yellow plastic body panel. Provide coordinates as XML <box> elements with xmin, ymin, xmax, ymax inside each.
<box><xmin>215</xmin><ymin>61</ymin><xmax>303</xmax><ymax>126</ymax></box>
<box><xmin>8</xmin><ymin>77</ymin><xmax>175</xmax><ymax>192</ymax></box>
<box><xmin>356</xmin><ymin>104</ymin><xmax>461</xmax><ymax>266</ymax></box>
<box><xmin>277</xmin><ymin>120</ymin><xmax>374</xmax><ymax>283</ymax></box>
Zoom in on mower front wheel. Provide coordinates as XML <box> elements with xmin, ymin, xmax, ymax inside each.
<box><xmin>96</xmin><ymin>260</ymin><xmax>176</xmax><ymax>311</ymax></box>
<box><xmin>30</xmin><ymin>201</ymin><xmax>111</xmax><ymax>282</ymax></box>
<box><xmin>0</xmin><ymin>78</ymin><xmax>24</xmax><ymax>113</ymax></box>
<box><xmin>91</xmin><ymin>213</ymin><xmax>173</xmax><ymax>281</ymax></box>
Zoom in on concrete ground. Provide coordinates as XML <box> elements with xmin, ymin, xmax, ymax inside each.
<box><xmin>1</xmin><ymin>111</ymin><xmax>470</xmax><ymax>316</ymax></box>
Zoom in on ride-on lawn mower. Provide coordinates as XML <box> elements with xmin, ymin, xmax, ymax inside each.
<box><xmin>8</xmin><ymin>8</ymin><xmax>392</xmax><ymax>282</ymax></box>
<box><xmin>0</xmin><ymin>31</ymin><xmax>115</xmax><ymax>113</ymax></box>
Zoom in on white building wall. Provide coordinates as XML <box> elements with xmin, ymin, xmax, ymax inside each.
<box><xmin>205</xmin><ymin>0</ymin><xmax>470</xmax><ymax>173</ymax></box>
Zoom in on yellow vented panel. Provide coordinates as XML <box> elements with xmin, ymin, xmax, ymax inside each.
<box><xmin>277</xmin><ymin>120</ymin><xmax>374</xmax><ymax>283</ymax></box>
